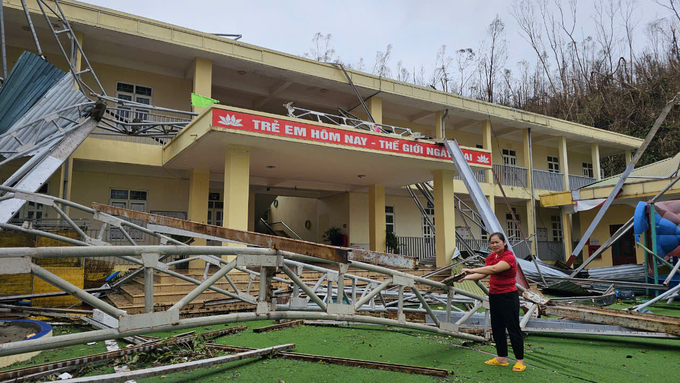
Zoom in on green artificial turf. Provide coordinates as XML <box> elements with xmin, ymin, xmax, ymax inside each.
<box><xmin>3</xmin><ymin>299</ymin><xmax>680</xmax><ymax>382</ymax></box>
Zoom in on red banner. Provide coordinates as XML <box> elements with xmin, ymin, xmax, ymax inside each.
<box><xmin>212</xmin><ymin>109</ymin><xmax>491</xmax><ymax>166</ymax></box>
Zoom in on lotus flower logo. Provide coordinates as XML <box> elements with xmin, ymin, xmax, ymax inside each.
<box><xmin>476</xmin><ymin>154</ymin><xmax>490</xmax><ymax>164</ymax></box>
<box><xmin>218</xmin><ymin>114</ymin><xmax>242</xmax><ymax>127</ymax></box>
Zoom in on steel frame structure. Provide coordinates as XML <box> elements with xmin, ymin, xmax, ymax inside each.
<box><xmin>0</xmin><ymin>186</ymin><xmax>495</xmax><ymax>358</ymax></box>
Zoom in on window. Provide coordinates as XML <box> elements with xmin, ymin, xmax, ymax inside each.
<box><xmin>476</xmin><ymin>144</ymin><xmax>484</xmax><ymax>149</ymax></box>
<box><xmin>547</xmin><ymin>156</ymin><xmax>560</xmax><ymax>173</ymax></box>
<box><xmin>116</xmin><ymin>82</ymin><xmax>153</xmax><ymax>121</ymax></box>
<box><xmin>505</xmin><ymin>208</ymin><xmax>520</xmax><ymax>240</ymax></box>
<box><xmin>502</xmin><ymin>149</ymin><xmax>517</xmax><ymax>166</ymax></box>
<box><xmin>422</xmin><ymin>203</ymin><xmax>434</xmax><ymax>238</ymax></box>
<box><xmin>385</xmin><ymin>206</ymin><xmax>395</xmax><ymax>233</ymax></box>
<box><xmin>22</xmin><ymin>184</ymin><xmax>48</xmax><ymax>220</ymax></box>
<box><xmin>551</xmin><ymin>215</ymin><xmax>563</xmax><ymax>242</ymax></box>
<box><xmin>481</xmin><ymin>228</ymin><xmax>489</xmax><ymax>241</ymax></box>
<box><xmin>582</xmin><ymin>162</ymin><xmax>594</xmax><ymax>178</ymax></box>
<box><xmin>109</xmin><ymin>188</ymin><xmax>147</xmax><ymax>240</ymax></box>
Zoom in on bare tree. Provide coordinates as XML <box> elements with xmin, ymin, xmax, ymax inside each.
<box><xmin>304</xmin><ymin>32</ymin><xmax>339</xmax><ymax>63</ymax></box>
<box><xmin>395</xmin><ymin>60</ymin><xmax>410</xmax><ymax>82</ymax></box>
<box><xmin>373</xmin><ymin>44</ymin><xmax>393</xmax><ymax>78</ymax></box>
<box><xmin>430</xmin><ymin>45</ymin><xmax>454</xmax><ymax>92</ymax></box>
<box><xmin>455</xmin><ymin>48</ymin><xmax>476</xmax><ymax>95</ymax></box>
<box><xmin>479</xmin><ymin>15</ymin><xmax>509</xmax><ymax>102</ymax></box>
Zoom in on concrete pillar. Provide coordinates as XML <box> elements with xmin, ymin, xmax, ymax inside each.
<box><xmin>625</xmin><ymin>150</ymin><xmax>632</xmax><ymax>166</ymax></box>
<box><xmin>59</xmin><ymin>156</ymin><xmax>74</xmax><ymax>215</ymax></box>
<box><xmin>561</xmin><ymin>207</ymin><xmax>573</xmax><ymax>262</ymax></box>
<box><xmin>433</xmin><ymin>170</ymin><xmax>456</xmax><ymax>267</ymax></box>
<box><xmin>591</xmin><ymin>143</ymin><xmax>601</xmax><ymax>181</ymax></box>
<box><xmin>482</xmin><ymin>120</ymin><xmax>493</xmax><ymax>183</ymax></box>
<box><xmin>526</xmin><ymin>200</ymin><xmax>537</xmax><ymax>254</ymax></box>
<box><xmin>192</xmin><ymin>57</ymin><xmax>213</xmax><ymax>114</ymax></box>
<box><xmin>73</xmin><ymin>32</ymin><xmax>84</xmax><ymax>90</ymax></box>
<box><xmin>558</xmin><ymin>137</ymin><xmax>570</xmax><ymax>190</ymax></box>
<box><xmin>368</xmin><ymin>185</ymin><xmax>386</xmax><ymax>252</ymax></box>
<box><xmin>523</xmin><ymin>129</ymin><xmax>533</xmax><ymax>188</ymax></box>
<box><xmin>367</xmin><ymin>97</ymin><xmax>383</xmax><ymax>125</ymax></box>
<box><xmin>435</xmin><ymin>110</ymin><xmax>446</xmax><ymax>139</ymax></box>
<box><xmin>223</xmin><ymin>146</ymin><xmax>251</xmax><ymax>259</ymax></box>
<box><xmin>187</xmin><ymin>169</ymin><xmax>210</xmax><ymax>268</ymax></box>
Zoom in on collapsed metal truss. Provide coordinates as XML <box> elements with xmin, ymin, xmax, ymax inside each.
<box><xmin>1</xmin><ymin>186</ymin><xmax>680</xmax><ymax>364</ymax></box>
<box><xmin>285</xmin><ymin>102</ymin><xmax>415</xmax><ymax>137</ymax></box>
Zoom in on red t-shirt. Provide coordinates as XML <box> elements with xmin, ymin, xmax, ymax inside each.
<box><xmin>485</xmin><ymin>250</ymin><xmax>518</xmax><ymax>294</ymax></box>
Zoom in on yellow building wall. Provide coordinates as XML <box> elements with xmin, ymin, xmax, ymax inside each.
<box><xmin>268</xmin><ymin>196</ymin><xmax>318</xmax><ymax>242</ymax></box>
<box><xmin>577</xmin><ymin>204</ymin><xmax>643</xmax><ymax>268</ymax></box>
<box><xmin>68</xmin><ymin>168</ymin><xmax>190</xmax><ymax>228</ymax></box>
<box><xmin>4</xmin><ymin>46</ymin><xmax>192</xmax><ymax>114</ymax></box>
<box><xmin>317</xmin><ymin>193</ymin><xmax>349</xmax><ymax>243</ymax></box>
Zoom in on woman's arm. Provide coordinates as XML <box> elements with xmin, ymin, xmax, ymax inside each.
<box><xmin>460</xmin><ymin>272</ymin><xmax>486</xmax><ymax>281</ymax></box>
<box><xmin>461</xmin><ymin>260</ymin><xmax>511</xmax><ymax>276</ymax></box>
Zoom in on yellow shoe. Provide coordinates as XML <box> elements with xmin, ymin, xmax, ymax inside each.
<box><xmin>512</xmin><ymin>362</ymin><xmax>527</xmax><ymax>372</ymax></box>
<box><xmin>484</xmin><ymin>357</ymin><xmax>509</xmax><ymax>366</ymax></box>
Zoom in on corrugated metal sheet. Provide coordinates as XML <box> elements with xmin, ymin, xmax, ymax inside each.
<box><xmin>0</xmin><ymin>51</ymin><xmax>67</xmax><ymax>134</ymax></box>
<box><xmin>579</xmin><ymin>153</ymin><xmax>680</xmax><ymax>190</ymax></box>
<box><xmin>0</xmin><ymin>73</ymin><xmax>90</xmax><ymax>156</ymax></box>
<box><xmin>586</xmin><ymin>264</ymin><xmax>646</xmax><ymax>281</ymax></box>
<box><xmin>518</xmin><ymin>258</ymin><xmax>569</xmax><ymax>278</ymax></box>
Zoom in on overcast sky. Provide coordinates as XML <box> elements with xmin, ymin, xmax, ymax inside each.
<box><xmin>82</xmin><ymin>0</ymin><xmax>670</xmax><ymax>78</ymax></box>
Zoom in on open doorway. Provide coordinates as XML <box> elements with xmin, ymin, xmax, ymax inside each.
<box><xmin>610</xmin><ymin>224</ymin><xmax>637</xmax><ymax>265</ymax></box>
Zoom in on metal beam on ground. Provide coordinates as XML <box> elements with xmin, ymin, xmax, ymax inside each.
<box><xmin>64</xmin><ymin>344</ymin><xmax>296</xmax><ymax>383</ymax></box>
<box><xmin>207</xmin><ymin>344</ymin><xmax>450</xmax><ymax>377</ymax></box>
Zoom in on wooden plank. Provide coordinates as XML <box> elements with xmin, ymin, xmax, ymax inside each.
<box><xmin>543</xmin><ymin>303</ymin><xmax>680</xmax><ymax>336</ymax></box>
<box><xmin>252</xmin><ymin>320</ymin><xmax>304</xmax><ymax>333</ymax></box>
<box><xmin>91</xmin><ymin>203</ymin><xmax>414</xmax><ymax>269</ymax></box>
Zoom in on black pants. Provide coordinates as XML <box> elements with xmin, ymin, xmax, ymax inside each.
<box><xmin>489</xmin><ymin>291</ymin><xmax>524</xmax><ymax>360</ymax></box>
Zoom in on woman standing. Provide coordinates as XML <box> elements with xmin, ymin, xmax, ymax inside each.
<box><xmin>458</xmin><ymin>232</ymin><xmax>526</xmax><ymax>372</ymax></box>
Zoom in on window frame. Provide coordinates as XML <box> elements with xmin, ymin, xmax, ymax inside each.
<box><xmin>547</xmin><ymin>155</ymin><xmax>560</xmax><ymax>173</ymax></box>
<box><xmin>502</xmin><ymin>149</ymin><xmax>517</xmax><ymax>166</ymax></box>
<box><xmin>551</xmin><ymin>215</ymin><xmax>563</xmax><ymax>242</ymax></box>
<box><xmin>582</xmin><ymin>162</ymin><xmax>594</xmax><ymax>178</ymax></box>
<box><xmin>108</xmin><ymin>188</ymin><xmax>148</xmax><ymax>241</ymax></box>
<box><xmin>22</xmin><ymin>183</ymin><xmax>49</xmax><ymax>220</ymax></box>
<box><xmin>385</xmin><ymin>205</ymin><xmax>396</xmax><ymax>234</ymax></box>
<box><xmin>422</xmin><ymin>205</ymin><xmax>434</xmax><ymax>238</ymax></box>
<box><xmin>115</xmin><ymin>81</ymin><xmax>153</xmax><ymax>121</ymax></box>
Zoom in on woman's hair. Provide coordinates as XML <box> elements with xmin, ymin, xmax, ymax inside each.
<box><xmin>488</xmin><ymin>232</ymin><xmax>508</xmax><ymax>251</ymax></box>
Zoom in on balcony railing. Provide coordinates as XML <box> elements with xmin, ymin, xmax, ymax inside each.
<box><xmin>492</xmin><ymin>164</ymin><xmax>528</xmax><ymax>187</ymax></box>
<box><xmin>569</xmin><ymin>174</ymin><xmax>597</xmax><ymax>190</ymax></box>
<box><xmin>453</xmin><ymin>170</ymin><xmax>487</xmax><ymax>183</ymax></box>
<box><xmin>388</xmin><ymin>236</ymin><xmax>436</xmax><ymax>260</ymax></box>
<box><xmin>532</xmin><ymin>169</ymin><xmax>564</xmax><ymax>191</ymax></box>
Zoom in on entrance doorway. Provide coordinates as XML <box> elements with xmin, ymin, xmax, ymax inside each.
<box><xmin>610</xmin><ymin>224</ymin><xmax>637</xmax><ymax>265</ymax></box>
<box><xmin>207</xmin><ymin>192</ymin><xmax>223</xmax><ymax>246</ymax></box>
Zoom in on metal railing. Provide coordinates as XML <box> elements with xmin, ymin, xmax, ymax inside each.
<box><xmin>569</xmin><ymin>174</ymin><xmax>597</xmax><ymax>190</ymax></box>
<box><xmin>389</xmin><ymin>236</ymin><xmax>436</xmax><ymax>260</ymax></box>
<box><xmin>269</xmin><ymin>221</ymin><xmax>303</xmax><ymax>240</ymax></box>
<box><xmin>92</xmin><ymin>107</ymin><xmax>193</xmax><ymax>146</ymax></box>
<box><xmin>454</xmin><ymin>170</ymin><xmax>486</xmax><ymax>183</ymax></box>
<box><xmin>492</xmin><ymin>164</ymin><xmax>528</xmax><ymax>187</ymax></box>
<box><xmin>537</xmin><ymin>241</ymin><xmax>565</xmax><ymax>262</ymax></box>
<box><xmin>532</xmin><ymin>169</ymin><xmax>564</xmax><ymax>191</ymax></box>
